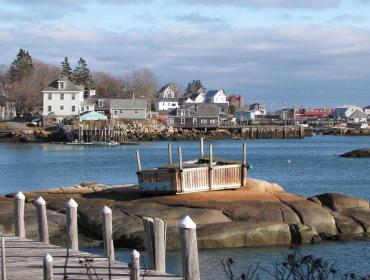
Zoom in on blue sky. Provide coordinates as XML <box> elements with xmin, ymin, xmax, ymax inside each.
<box><xmin>1</xmin><ymin>0</ymin><xmax>370</xmax><ymax>108</ymax></box>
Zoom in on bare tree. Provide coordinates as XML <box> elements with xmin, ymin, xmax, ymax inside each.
<box><xmin>93</xmin><ymin>71</ymin><xmax>127</xmax><ymax>98</ymax></box>
<box><xmin>123</xmin><ymin>68</ymin><xmax>157</xmax><ymax>102</ymax></box>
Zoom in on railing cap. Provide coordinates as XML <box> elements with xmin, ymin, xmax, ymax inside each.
<box><xmin>178</xmin><ymin>215</ymin><xmax>196</xmax><ymax>229</ymax></box>
<box><xmin>15</xmin><ymin>191</ymin><xmax>25</xmax><ymax>200</ymax></box>
<box><xmin>101</xmin><ymin>205</ymin><xmax>112</xmax><ymax>214</ymax></box>
<box><xmin>44</xmin><ymin>253</ymin><xmax>53</xmax><ymax>263</ymax></box>
<box><xmin>65</xmin><ymin>198</ymin><xmax>78</xmax><ymax>208</ymax></box>
<box><xmin>35</xmin><ymin>196</ymin><xmax>46</xmax><ymax>205</ymax></box>
<box><xmin>132</xmin><ymin>249</ymin><xmax>140</xmax><ymax>258</ymax></box>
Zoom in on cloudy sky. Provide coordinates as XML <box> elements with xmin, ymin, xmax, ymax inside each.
<box><xmin>1</xmin><ymin>0</ymin><xmax>370</xmax><ymax>108</ymax></box>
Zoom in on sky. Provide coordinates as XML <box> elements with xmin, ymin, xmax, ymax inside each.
<box><xmin>0</xmin><ymin>0</ymin><xmax>370</xmax><ymax>108</ymax></box>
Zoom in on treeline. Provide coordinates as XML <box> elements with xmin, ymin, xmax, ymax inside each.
<box><xmin>0</xmin><ymin>49</ymin><xmax>210</xmax><ymax>117</ymax></box>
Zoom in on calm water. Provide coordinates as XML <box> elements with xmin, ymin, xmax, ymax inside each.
<box><xmin>1</xmin><ymin>136</ymin><xmax>370</xmax><ymax>278</ymax></box>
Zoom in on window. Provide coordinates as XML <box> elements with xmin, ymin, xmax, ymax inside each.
<box><xmin>120</xmin><ymin>110</ymin><xmax>123</xmax><ymax>114</ymax></box>
<box><xmin>181</xmin><ymin>118</ymin><xmax>185</xmax><ymax>125</ymax></box>
<box><xmin>72</xmin><ymin>93</ymin><xmax>75</xmax><ymax>100</ymax></box>
<box><xmin>169</xmin><ymin>118</ymin><xmax>174</xmax><ymax>124</ymax></box>
<box><xmin>98</xmin><ymin>100</ymin><xmax>103</xmax><ymax>107</ymax></box>
<box><xmin>210</xmin><ymin>119</ymin><xmax>217</xmax><ymax>124</ymax></box>
<box><xmin>48</xmin><ymin>93</ymin><xmax>52</xmax><ymax>100</ymax></box>
<box><xmin>201</xmin><ymin>119</ymin><xmax>207</xmax><ymax>124</ymax></box>
<box><xmin>114</xmin><ymin>110</ymin><xmax>117</xmax><ymax>116</ymax></box>
<box><xmin>48</xmin><ymin>106</ymin><xmax>52</xmax><ymax>112</ymax></box>
<box><xmin>81</xmin><ymin>107</ymin><xmax>84</xmax><ymax>112</ymax></box>
<box><xmin>193</xmin><ymin>118</ymin><xmax>197</xmax><ymax>124</ymax></box>
<box><xmin>86</xmin><ymin>106</ymin><xmax>90</xmax><ymax>111</ymax></box>
<box><xmin>60</xmin><ymin>93</ymin><xmax>64</xmax><ymax>100</ymax></box>
<box><xmin>135</xmin><ymin>110</ymin><xmax>138</xmax><ymax>114</ymax></box>
<box><xmin>72</xmin><ymin>106</ymin><xmax>75</xmax><ymax>112</ymax></box>
<box><xmin>58</xmin><ymin>82</ymin><xmax>65</xmax><ymax>90</ymax></box>
<box><xmin>180</xmin><ymin>110</ymin><xmax>185</xmax><ymax>116</ymax></box>
<box><xmin>60</xmin><ymin>105</ymin><xmax>64</xmax><ymax>110</ymax></box>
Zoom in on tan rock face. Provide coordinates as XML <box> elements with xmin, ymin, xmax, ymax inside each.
<box><xmin>1</xmin><ymin>178</ymin><xmax>370</xmax><ymax>250</ymax></box>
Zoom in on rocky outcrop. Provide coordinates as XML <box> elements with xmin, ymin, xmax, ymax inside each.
<box><xmin>2</xmin><ymin>178</ymin><xmax>370</xmax><ymax>250</ymax></box>
<box><xmin>340</xmin><ymin>149</ymin><xmax>370</xmax><ymax>158</ymax></box>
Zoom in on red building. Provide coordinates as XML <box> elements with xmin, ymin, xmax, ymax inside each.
<box><xmin>295</xmin><ymin>108</ymin><xmax>334</xmax><ymax>120</ymax></box>
<box><xmin>227</xmin><ymin>95</ymin><xmax>243</xmax><ymax>109</ymax></box>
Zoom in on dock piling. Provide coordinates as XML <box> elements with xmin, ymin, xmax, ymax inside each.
<box><xmin>200</xmin><ymin>138</ymin><xmax>204</xmax><ymax>157</ymax></box>
<box><xmin>242</xmin><ymin>143</ymin><xmax>248</xmax><ymax>186</ymax></box>
<box><xmin>209</xmin><ymin>145</ymin><xmax>213</xmax><ymax>190</ymax></box>
<box><xmin>168</xmin><ymin>143</ymin><xmax>173</xmax><ymax>165</ymax></box>
<box><xmin>136</xmin><ymin>150</ymin><xmax>142</xmax><ymax>172</ymax></box>
<box><xmin>130</xmin><ymin>250</ymin><xmax>140</xmax><ymax>280</ymax></box>
<box><xmin>101</xmin><ymin>206</ymin><xmax>115</xmax><ymax>263</ymax></box>
<box><xmin>1</xmin><ymin>238</ymin><xmax>6</xmax><ymax>280</ymax></box>
<box><xmin>178</xmin><ymin>216</ymin><xmax>200</xmax><ymax>280</ymax></box>
<box><xmin>14</xmin><ymin>192</ymin><xmax>25</xmax><ymax>238</ymax></box>
<box><xmin>178</xmin><ymin>146</ymin><xmax>183</xmax><ymax>170</ymax></box>
<box><xmin>43</xmin><ymin>254</ymin><xmax>53</xmax><ymax>280</ymax></box>
<box><xmin>35</xmin><ymin>196</ymin><xmax>49</xmax><ymax>244</ymax></box>
<box><xmin>65</xmin><ymin>198</ymin><xmax>79</xmax><ymax>251</ymax></box>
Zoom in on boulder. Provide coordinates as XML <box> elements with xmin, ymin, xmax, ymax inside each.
<box><xmin>312</xmin><ymin>193</ymin><xmax>369</xmax><ymax>212</ymax></box>
<box><xmin>340</xmin><ymin>149</ymin><xmax>370</xmax><ymax>158</ymax></box>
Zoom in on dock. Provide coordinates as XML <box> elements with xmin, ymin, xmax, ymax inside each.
<box><xmin>0</xmin><ymin>235</ymin><xmax>181</xmax><ymax>280</ymax></box>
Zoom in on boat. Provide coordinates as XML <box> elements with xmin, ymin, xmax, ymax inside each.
<box><xmin>92</xmin><ymin>141</ymin><xmax>120</xmax><ymax>146</ymax></box>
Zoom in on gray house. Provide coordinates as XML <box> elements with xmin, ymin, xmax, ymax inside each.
<box><xmin>167</xmin><ymin>103</ymin><xmax>219</xmax><ymax>128</ymax></box>
<box><xmin>91</xmin><ymin>98</ymin><xmax>147</xmax><ymax>120</ymax></box>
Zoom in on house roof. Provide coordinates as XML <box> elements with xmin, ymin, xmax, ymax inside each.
<box><xmin>168</xmin><ymin>103</ymin><xmax>219</xmax><ymax>117</ymax></box>
<box><xmin>349</xmin><ymin>110</ymin><xmax>367</xmax><ymax>119</ymax></box>
<box><xmin>206</xmin><ymin>90</ymin><xmax>224</xmax><ymax>98</ymax></box>
<box><xmin>110</xmin><ymin>99</ymin><xmax>147</xmax><ymax>110</ymax></box>
<box><xmin>158</xmin><ymin>84</ymin><xmax>176</xmax><ymax>93</ymax></box>
<box><xmin>79</xmin><ymin>111</ymin><xmax>108</xmax><ymax>121</ymax></box>
<box><xmin>44</xmin><ymin>75</ymin><xmax>83</xmax><ymax>92</ymax></box>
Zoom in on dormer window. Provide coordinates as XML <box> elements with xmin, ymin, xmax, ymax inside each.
<box><xmin>58</xmin><ymin>82</ymin><xmax>65</xmax><ymax>90</ymax></box>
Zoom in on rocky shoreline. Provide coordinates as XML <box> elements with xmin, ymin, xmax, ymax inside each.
<box><xmin>1</xmin><ymin>178</ymin><xmax>370</xmax><ymax>250</ymax></box>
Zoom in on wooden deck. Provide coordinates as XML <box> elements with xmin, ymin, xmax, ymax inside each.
<box><xmin>1</xmin><ymin>235</ymin><xmax>181</xmax><ymax>280</ymax></box>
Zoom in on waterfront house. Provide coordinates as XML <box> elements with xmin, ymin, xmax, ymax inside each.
<box><xmin>93</xmin><ymin>98</ymin><xmax>147</xmax><ymax>120</ymax></box>
<box><xmin>295</xmin><ymin>108</ymin><xmax>334</xmax><ymax>120</ymax></box>
<box><xmin>331</xmin><ymin>105</ymin><xmax>364</xmax><ymax>120</ymax></box>
<box><xmin>235</xmin><ymin>111</ymin><xmax>255</xmax><ymax>123</ymax></box>
<box><xmin>167</xmin><ymin>103</ymin><xmax>219</xmax><ymax>128</ymax></box>
<box><xmin>250</xmin><ymin>103</ymin><xmax>266</xmax><ymax>116</ymax></box>
<box><xmin>205</xmin><ymin>89</ymin><xmax>229</xmax><ymax>105</ymax></box>
<box><xmin>364</xmin><ymin>105</ymin><xmax>370</xmax><ymax>120</ymax></box>
<box><xmin>155</xmin><ymin>84</ymin><xmax>179</xmax><ymax>114</ymax></box>
<box><xmin>228</xmin><ymin>95</ymin><xmax>244</xmax><ymax>110</ymax></box>
<box><xmin>42</xmin><ymin>75</ymin><xmax>85</xmax><ymax>122</ymax></box>
<box><xmin>347</xmin><ymin>110</ymin><xmax>368</xmax><ymax>124</ymax></box>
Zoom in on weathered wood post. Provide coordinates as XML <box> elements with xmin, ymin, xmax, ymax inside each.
<box><xmin>200</xmin><ymin>138</ymin><xmax>204</xmax><ymax>158</ymax></box>
<box><xmin>241</xmin><ymin>143</ymin><xmax>248</xmax><ymax>186</ymax></box>
<box><xmin>142</xmin><ymin>217</ymin><xmax>167</xmax><ymax>272</ymax></box>
<box><xmin>43</xmin><ymin>254</ymin><xmax>53</xmax><ymax>280</ymax></box>
<box><xmin>101</xmin><ymin>206</ymin><xmax>115</xmax><ymax>263</ymax></box>
<box><xmin>178</xmin><ymin>146</ymin><xmax>184</xmax><ymax>192</ymax></box>
<box><xmin>178</xmin><ymin>146</ymin><xmax>183</xmax><ymax>170</ymax></box>
<box><xmin>1</xmin><ymin>238</ymin><xmax>6</xmax><ymax>280</ymax></box>
<box><xmin>35</xmin><ymin>196</ymin><xmax>49</xmax><ymax>244</ymax></box>
<box><xmin>178</xmin><ymin>216</ymin><xmax>200</xmax><ymax>280</ymax></box>
<box><xmin>208</xmin><ymin>144</ymin><xmax>213</xmax><ymax>190</ymax></box>
<box><xmin>14</xmin><ymin>191</ymin><xmax>25</xmax><ymax>238</ymax></box>
<box><xmin>168</xmin><ymin>143</ymin><xmax>173</xmax><ymax>165</ymax></box>
<box><xmin>136</xmin><ymin>150</ymin><xmax>142</xmax><ymax>172</ymax></box>
<box><xmin>130</xmin><ymin>250</ymin><xmax>140</xmax><ymax>280</ymax></box>
<box><xmin>300</xmin><ymin>126</ymin><xmax>304</xmax><ymax>139</ymax></box>
<box><xmin>65</xmin><ymin>198</ymin><xmax>78</xmax><ymax>251</ymax></box>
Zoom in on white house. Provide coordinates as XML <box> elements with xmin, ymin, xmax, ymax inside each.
<box><xmin>250</xmin><ymin>103</ymin><xmax>266</xmax><ymax>116</ymax></box>
<box><xmin>42</xmin><ymin>75</ymin><xmax>84</xmax><ymax>119</ymax></box>
<box><xmin>332</xmin><ymin>105</ymin><xmax>363</xmax><ymax>120</ymax></box>
<box><xmin>347</xmin><ymin>110</ymin><xmax>368</xmax><ymax>124</ymax></box>
<box><xmin>364</xmin><ymin>105</ymin><xmax>370</xmax><ymax>120</ymax></box>
<box><xmin>205</xmin><ymin>89</ymin><xmax>229</xmax><ymax>105</ymax></box>
<box><xmin>155</xmin><ymin>84</ymin><xmax>179</xmax><ymax>114</ymax></box>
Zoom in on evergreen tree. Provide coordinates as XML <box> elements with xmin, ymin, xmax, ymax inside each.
<box><xmin>8</xmin><ymin>49</ymin><xmax>33</xmax><ymax>82</ymax></box>
<box><xmin>186</xmin><ymin>80</ymin><xmax>204</xmax><ymax>94</ymax></box>
<box><xmin>72</xmin><ymin>57</ymin><xmax>93</xmax><ymax>87</ymax></box>
<box><xmin>61</xmin><ymin>57</ymin><xmax>72</xmax><ymax>78</ymax></box>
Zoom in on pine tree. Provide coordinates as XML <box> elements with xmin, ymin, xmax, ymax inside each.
<box><xmin>61</xmin><ymin>57</ymin><xmax>72</xmax><ymax>78</ymax></box>
<box><xmin>72</xmin><ymin>57</ymin><xmax>93</xmax><ymax>87</ymax></box>
<box><xmin>8</xmin><ymin>49</ymin><xmax>33</xmax><ymax>82</ymax></box>
<box><xmin>186</xmin><ymin>80</ymin><xmax>203</xmax><ymax>94</ymax></box>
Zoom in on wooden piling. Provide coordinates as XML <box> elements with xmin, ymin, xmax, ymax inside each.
<box><xmin>43</xmin><ymin>254</ymin><xmax>53</xmax><ymax>280</ymax></box>
<box><xmin>178</xmin><ymin>146</ymin><xmax>183</xmax><ymax>170</ymax></box>
<box><xmin>136</xmin><ymin>150</ymin><xmax>142</xmax><ymax>172</ymax></box>
<box><xmin>14</xmin><ymin>192</ymin><xmax>25</xmax><ymax>238</ymax></box>
<box><xmin>1</xmin><ymin>238</ymin><xmax>5</xmax><ymax>280</ymax></box>
<box><xmin>208</xmin><ymin>144</ymin><xmax>213</xmax><ymax>191</ymax></box>
<box><xmin>168</xmin><ymin>143</ymin><xmax>173</xmax><ymax>165</ymax></box>
<box><xmin>142</xmin><ymin>217</ymin><xmax>166</xmax><ymax>272</ymax></box>
<box><xmin>65</xmin><ymin>198</ymin><xmax>78</xmax><ymax>251</ymax></box>
<box><xmin>178</xmin><ymin>216</ymin><xmax>200</xmax><ymax>280</ymax></box>
<box><xmin>200</xmin><ymin>138</ymin><xmax>204</xmax><ymax>157</ymax></box>
<box><xmin>35</xmin><ymin>196</ymin><xmax>49</xmax><ymax>244</ymax></box>
<box><xmin>242</xmin><ymin>143</ymin><xmax>248</xmax><ymax>186</ymax></box>
<box><xmin>130</xmin><ymin>250</ymin><xmax>140</xmax><ymax>280</ymax></box>
<box><xmin>101</xmin><ymin>206</ymin><xmax>115</xmax><ymax>263</ymax></box>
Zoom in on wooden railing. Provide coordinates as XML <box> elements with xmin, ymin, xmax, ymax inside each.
<box><xmin>181</xmin><ymin>167</ymin><xmax>209</xmax><ymax>193</ymax></box>
<box><xmin>138</xmin><ymin>169</ymin><xmax>178</xmax><ymax>192</ymax></box>
<box><xmin>211</xmin><ymin>164</ymin><xmax>241</xmax><ymax>190</ymax></box>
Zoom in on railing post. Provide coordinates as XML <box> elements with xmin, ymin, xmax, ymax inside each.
<box><xmin>178</xmin><ymin>146</ymin><xmax>183</xmax><ymax>170</ymax></box>
<box><xmin>1</xmin><ymin>238</ymin><xmax>6</xmax><ymax>280</ymax></box>
<box><xmin>101</xmin><ymin>206</ymin><xmax>115</xmax><ymax>263</ymax></box>
<box><xmin>178</xmin><ymin>146</ymin><xmax>184</xmax><ymax>192</ymax></box>
<box><xmin>130</xmin><ymin>250</ymin><xmax>140</xmax><ymax>280</ymax></box>
<box><xmin>242</xmin><ymin>143</ymin><xmax>248</xmax><ymax>186</ymax></box>
<box><xmin>65</xmin><ymin>198</ymin><xmax>78</xmax><ymax>251</ymax></box>
<box><xmin>136</xmin><ymin>150</ymin><xmax>142</xmax><ymax>172</ymax></box>
<box><xmin>200</xmin><ymin>138</ymin><xmax>204</xmax><ymax>158</ymax></box>
<box><xmin>35</xmin><ymin>196</ymin><xmax>49</xmax><ymax>244</ymax></box>
<box><xmin>142</xmin><ymin>217</ymin><xmax>167</xmax><ymax>272</ymax></box>
<box><xmin>178</xmin><ymin>216</ymin><xmax>200</xmax><ymax>280</ymax></box>
<box><xmin>168</xmin><ymin>143</ymin><xmax>173</xmax><ymax>165</ymax></box>
<box><xmin>208</xmin><ymin>145</ymin><xmax>213</xmax><ymax>191</ymax></box>
<box><xmin>43</xmin><ymin>254</ymin><xmax>53</xmax><ymax>280</ymax></box>
<box><xmin>14</xmin><ymin>192</ymin><xmax>25</xmax><ymax>238</ymax></box>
